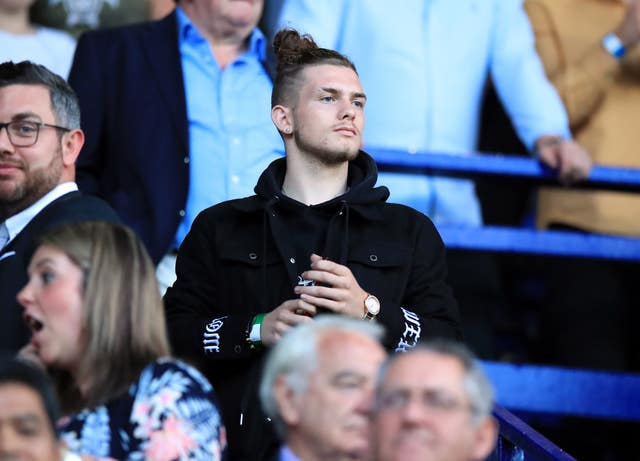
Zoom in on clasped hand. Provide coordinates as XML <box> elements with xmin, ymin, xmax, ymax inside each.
<box><xmin>260</xmin><ymin>254</ymin><xmax>367</xmax><ymax>346</ymax></box>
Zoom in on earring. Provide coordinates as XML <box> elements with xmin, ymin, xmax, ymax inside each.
<box><xmin>284</xmin><ymin>127</ymin><xmax>292</xmax><ymax>134</ymax></box>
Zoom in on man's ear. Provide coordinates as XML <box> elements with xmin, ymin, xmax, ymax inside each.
<box><xmin>274</xmin><ymin>375</ymin><xmax>303</xmax><ymax>426</ymax></box>
<box><xmin>272</xmin><ymin>105</ymin><xmax>293</xmax><ymax>135</ymax></box>
<box><xmin>61</xmin><ymin>128</ymin><xmax>84</xmax><ymax>166</ymax></box>
<box><xmin>471</xmin><ymin>416</ymin><xmax>498</xmax><ymax>461</ymax></box>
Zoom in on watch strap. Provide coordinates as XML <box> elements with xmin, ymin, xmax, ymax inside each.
<box><xmin>363</xmin><ymin>311</ymin><xmax>377</xmax><ymax>321</ymax></box>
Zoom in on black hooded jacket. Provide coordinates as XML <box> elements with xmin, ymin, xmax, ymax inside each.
<box><xmin>164</xmin><ymin>151</ymin><xmax>461</xmax><ymax>460</ymax></box>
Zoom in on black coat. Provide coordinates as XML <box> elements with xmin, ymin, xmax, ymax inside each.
<box><xmin>164</xmin><ymin>152</ymin><xmax>461</xmax><ymax>460</ymax></box>
<box><xmin>0</xmin><ymin>191</ymin><xmax>119</xmax><ymax>353</ymax></box>
<box><xmin>68</xmin><ymin>12</ymin><xmax>190</xmax><ymax>263</ymax></box>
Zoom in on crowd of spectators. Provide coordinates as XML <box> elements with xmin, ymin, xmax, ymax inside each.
<box><xmin>2</xmin><ymin>0</ymin><xmax>639</xmax><ymax>459</ymax></box>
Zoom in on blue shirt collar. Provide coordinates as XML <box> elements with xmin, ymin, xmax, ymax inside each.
<box><xmin>175</xmin><ymin>6</ymin><xmax>266</xmax><ymax>61</ymax></box>
<box><xmin>279</xmin><ymin>446</ymin><xmax>302</xmax><ymax>461</ymax></box>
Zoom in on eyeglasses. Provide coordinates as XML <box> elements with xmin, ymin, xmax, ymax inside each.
<box><xmin>377</xmin><ymin>388</ymin><xmax>475</xmax><ymax>415</ymax></box>
<box><xmin>0</xmin><ymin>121</ymin><xmax>70</xmax><ymax>147</ymax></box>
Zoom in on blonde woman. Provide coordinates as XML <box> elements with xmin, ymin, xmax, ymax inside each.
<box><xmin>18</xmin><ymin>221</ymin><xmax>225</xmax><ymax>460</ymax></box>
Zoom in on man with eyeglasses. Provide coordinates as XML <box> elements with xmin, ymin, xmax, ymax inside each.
<box><xmin>0</xmin><ymin>60</ymin><xmax>119</xmax><ymax>354</ymax></box>
<box><xmin>373</xmin><ymin>341</ymin><xmax>498</xmax><ymax>461</ymax></box>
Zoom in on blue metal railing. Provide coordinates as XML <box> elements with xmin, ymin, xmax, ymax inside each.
<box><xmin>483</xmin><ymin>361</ymin><xmax>640</xmax><ymax>421</ymax></box>
<box><xmin>490</xmin><ymin>404</ymin><xmax>577</xmax><ymax>461</ymax></box>
<box><xmin>369</xmin><ymin>147</ymin><xmax>640</xmax><ymax>193</ymax></box>
<box><xmin>368</xmin><ymin>148</ymin><xmax>640</xmax><ymax>262</ymax></box>
<box><xmin>368</xmin><ymin>148</ymin><xmax>640</xmax><ymax>460</ymax></box>
<box><xmin>438</xmin><ymin>225</ymin><xmax>640</xmax><ymax>261</ymax></box>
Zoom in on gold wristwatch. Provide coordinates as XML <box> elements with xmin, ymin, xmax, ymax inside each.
<box><xmin>363</xmin><ymin>294</ymin><xmax>380</xmax><ymax>320</ymax></box>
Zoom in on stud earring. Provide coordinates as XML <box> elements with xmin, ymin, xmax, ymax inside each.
<box><xmin>284</xmin><ymin>127</ymin><xmax>292</xmax><ymax>134</ymax></box>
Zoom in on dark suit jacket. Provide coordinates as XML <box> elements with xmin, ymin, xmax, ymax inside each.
<box><xmin>68</xmin><ymin>12</ymin><xmax>189</xmax><ymax>263</ymax></box>
<box><xmin>0</xmin><ymin>191</ymin><xmax>119</xmax><ymax>353</ymax></box>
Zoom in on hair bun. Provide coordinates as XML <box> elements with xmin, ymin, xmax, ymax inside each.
<box><xmin>273</xmin><ymin>29</ymin><xmax>318</xmax><ymax>68</ymax></box>
<box><xmin>270</xmin><ymin>28</ymin><xmax>356</xmax><ymax>107</ymax></box>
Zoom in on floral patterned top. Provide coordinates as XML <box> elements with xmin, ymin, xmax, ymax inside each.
<box><xmin>59</xmin><ymin>358</ymin><xmax>226</xmax><ymax>461</ymax></box>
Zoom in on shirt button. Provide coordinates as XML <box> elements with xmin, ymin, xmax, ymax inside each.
<box><xmin>290</xmin><ymin>257</ymin><xmax>295</xmax><ymax>264</ymax></box>
<box><xmin>183</xmin><ymin>156</ymin><xmax>190</xmax><ymax>164</ymax></box>
<box><xmin>232</xmin><ymin>137</ymin><xmax>240</xmax><ymax>146</ymax></box>
<box><xmin>231</xmin><ymin>175</ymin><xmax>240</xmax><ymax>184</ymax></box>
<box><xmin>179</xmin><ymin>209</ymin><xmax>186</xmax><ymax>217</ymax></box>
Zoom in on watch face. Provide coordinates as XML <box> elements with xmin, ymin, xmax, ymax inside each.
<box><xmin>365</xmin><ymin>295</ymin><xmax>380</xmax><ymax>315</ymax></box>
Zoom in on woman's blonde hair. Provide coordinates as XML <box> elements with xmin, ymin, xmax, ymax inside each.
<box><xmin>38</xmin><ymin>221</ymin><xmax>170</xmax><ymax>412</ymax></box>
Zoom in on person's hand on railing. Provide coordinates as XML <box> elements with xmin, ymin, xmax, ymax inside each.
<box><xmin>535</xmin><ymin>135</ymin><xmax>592</xmax><ymax>184</ymax></box>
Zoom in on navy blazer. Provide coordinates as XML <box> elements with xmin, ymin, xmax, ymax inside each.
<box><xmin>69</xmin><ymin>12</ymin><xmax>189</xmax><ymax>263</ymax></box>
<box><xmin>0</xmin><ymin>192</ymin><xmax>119</xmax><ymax>353</ymax></box>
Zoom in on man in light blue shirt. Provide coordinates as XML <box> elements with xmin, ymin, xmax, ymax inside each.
<box><xmin>68</xmin><ymin>0</ymin><xmax>284</xmax><ymax>291</ymax></box>
<box><xmin>270</xmin><ymin>0</ymin><xmax>590</xmax><ymax>223</ymax></box>
<box><xmin>174</xmin><ymin>5</ymin><xmax>282</xmax><ymax>253</ymax></box>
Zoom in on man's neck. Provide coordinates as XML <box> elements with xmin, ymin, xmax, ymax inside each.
<box><xmin>0</xmin><ymin>10</ymin><xmax>33</xmax><ymax>34</ymax></box>
<box><xmin>210</xmin><ymin>40</ymin><xmax>249</xmax><ymax>69</ymax></box>
<box><xmin>1</xmin><ymin>181</ymin><xmax>75</xmax><ymax>221</ymax></box>
<box><xmin>1</xmin><ymin>195</ymin><xmax>39</xmax><ymax>220</ymax></box>
<box><xmin>282</xmin><ymin>155</ymin><xmax>350</xmax><ymax>206</ymax></box>
<box><xmin>180</xmin><ymin>6</ymin><xmax>251</xmax><ymax>69</ymax></box>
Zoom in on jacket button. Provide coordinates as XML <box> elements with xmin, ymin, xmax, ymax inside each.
<box><xmin>183</xmin><ymin>156</ymin><xmax>190</xmax><ymax>164</ymax></box>
<box><xmin>369</xmin><ymin>254</ymin><xmax>378</xmax><ymax>262</ymax></box>
<box><xmin>234</xmin><ymin>345</ymin><xmax>242</xmax><ymax>353</ymax></box>
<box><xmin>178</xmin><ymin>209</ymin><xmax>186</xmax><ymax>217</ymax></box>
<box><xmin>249</xmin><ymin>253</ymin><xmax>257</xmax><ymax>260</ymax></box>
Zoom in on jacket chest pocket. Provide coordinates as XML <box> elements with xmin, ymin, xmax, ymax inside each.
<box><xmin>219</xmin><ymin>244</ymin><xmax>280</xmax><ymax>265</ymax></box>
<box><xmin>218</xmin><ymin>244</ymin><xmax>288</xmax><ymax>308</ymax></box>
<box><xmin>347</xmin><ymin>243</ymin><xmax>412</xmax><ymax>298</ymax></box>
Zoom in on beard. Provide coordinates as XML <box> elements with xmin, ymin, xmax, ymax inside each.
<box><xmin>293</xmin><ymin>129</ymin><xmax>360</xmax><ymax>167</ymax></box>
<box><xmin>0</xmin><ymin>146</ymin><xmax>63</xmax><ymax>216</ymax></box>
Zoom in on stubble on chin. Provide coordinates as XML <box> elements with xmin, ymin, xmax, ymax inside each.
<box><xmin>294</xmin><ymin>131</ymin><xmax>360</xmax><ymax>167</ymax></box>
<box><xmin>0</xmin><ymin>147</ymin><xmax>63</xmax><ymax>214</ymax></box>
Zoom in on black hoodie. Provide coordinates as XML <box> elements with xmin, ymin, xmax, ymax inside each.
<box><xmin>255</xmin><ymin>151</ymin><xmax>390</xmax><ymax>294</ymax></box>
<box><xmin>164</xmin><ymin>150</ymin><xmax>461</xmax><ymax>461</ymax></box>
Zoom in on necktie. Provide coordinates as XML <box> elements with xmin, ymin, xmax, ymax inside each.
<box><xmin>0</xmin><ymin>222</ymin><xmax>9</xmax><ymax>250</ymax></box>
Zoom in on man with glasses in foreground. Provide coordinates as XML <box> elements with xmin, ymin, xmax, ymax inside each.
<box><xmin>0</xmin><ymin>60</ymin><xmax>118</xmax><ymax>353</ymax></box>
<box><xmin>373</xmin><ymin>341</ymin><xmax>498</xmax><ymax>461</ymax></box>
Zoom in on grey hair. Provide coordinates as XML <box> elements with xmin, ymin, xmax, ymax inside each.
<box><xmin>259</xmin><ymin>315</ymin><xmax>384</xmax><ymax>439</ymax></box>
<box><xmin>376</xmin><ymin>340</ymin><xmax>495</xmax><ymax>424</ymax></box>
<box><xmin>0</xmin><ymin>61</ymin><xmax>81</xmax><ymax>130</ymax></box>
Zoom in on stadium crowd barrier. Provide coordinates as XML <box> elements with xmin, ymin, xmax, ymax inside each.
<box><xmin>489</xmin><ymin>404</ymin><xmax>577</xmax><ymax>461</ymax></box>
<box><xmin>369</xmin><ymin>147</ymin><xmax>640</xmax><ymax>261</ymax></box>
<box><xmin>369</xmin><ymin>147</ymin><xmax>640</xmax><ymax>460</ymax></box>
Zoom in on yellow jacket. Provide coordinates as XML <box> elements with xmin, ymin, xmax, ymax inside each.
<box><xmin>526</xmin><ymin>0</ymin><xmax>640</xmax><ymax>236</ymax></box>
